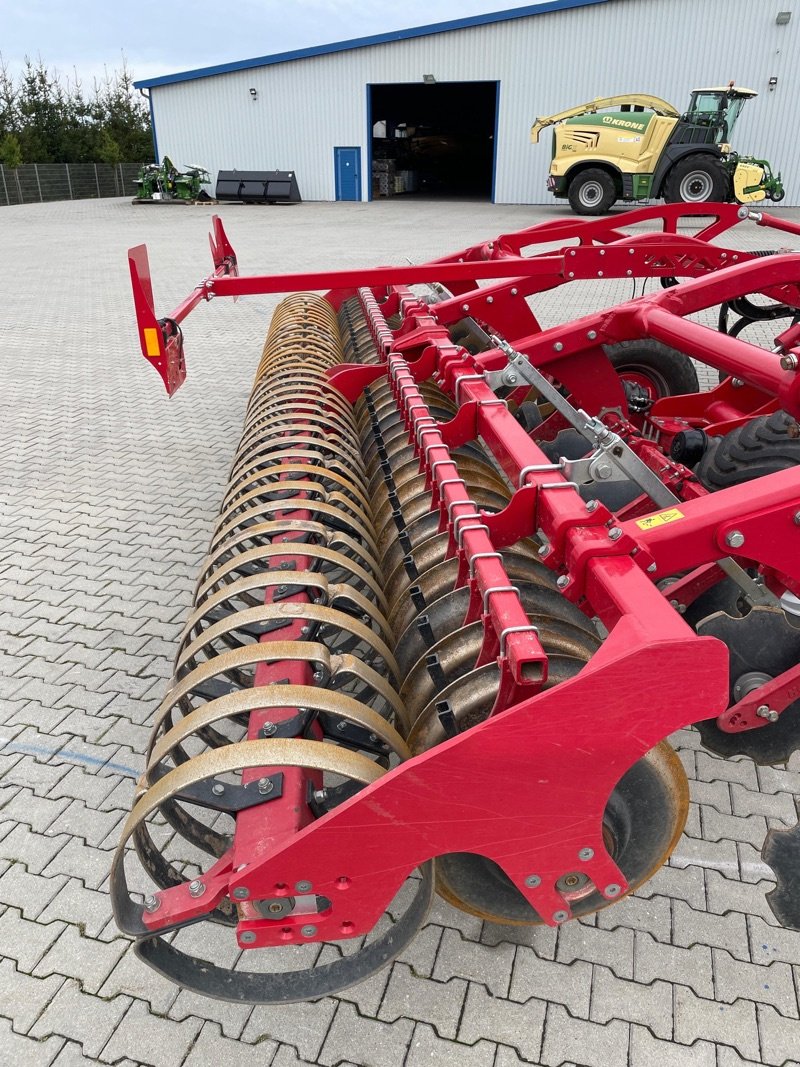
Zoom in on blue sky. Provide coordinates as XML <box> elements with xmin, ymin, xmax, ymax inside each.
<box><xmin>0</xmin><ymin>1</ymin><xmax>541</xmax><ymax>85</ymax></box>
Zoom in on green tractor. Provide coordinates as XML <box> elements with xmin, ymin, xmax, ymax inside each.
<box><xmin>532</xmin><ymin>84</ymin><xmax>785</xmax><ymax>215</ymax></box>
<box><xmin>134</xmin><ymin>157</ymin><xmax>212</xmax><ymax>203</ymax></box>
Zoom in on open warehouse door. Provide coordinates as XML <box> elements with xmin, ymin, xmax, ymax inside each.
<box><xmin>369</xmin><ymin>81</ymin><xmax>497</xmax><ymax>199</ymax></box>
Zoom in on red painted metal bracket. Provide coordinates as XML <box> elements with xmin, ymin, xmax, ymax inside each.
<box><xmin>719</xmin><ymin>661</ymin><xmax>800</xmax><ymax>733</ymax></box>
<box><xmin>128</xmin><ymin>203</ymin><xmax>800</xmax><ymax>397</ymax></box>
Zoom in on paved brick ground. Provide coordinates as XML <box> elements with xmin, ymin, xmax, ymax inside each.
<box><xmin>2</xmin><ymin>196</ymin><xmax>800</xmax><ymax>1067</ymax></box>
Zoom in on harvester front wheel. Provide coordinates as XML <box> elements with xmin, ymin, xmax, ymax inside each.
<box><xmin>568</xmin><ymin>168</ymin><xmax>617</xmax><ymax>215</ymax></box>
<box><xmin>663</xmin><ymin>154</ymin><xmax>730</xmax><ymax>204</ymax></box>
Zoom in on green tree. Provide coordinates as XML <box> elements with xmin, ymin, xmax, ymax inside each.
<box><xmin>0</xmin><ymin>131</ymin><xmax>22</xmax><ymax>167</ymax></box>
<box><xmin>16</xmin><ymin>58</ymin><xmax>63</xmax><ymax>162</ymax></box>
<box><xmin>0</xmin><ymin>52</ymin><xmax>152</xmax><ymax>164</ymax></box>
<box><xmin>0</xmin><ymin>56</ymin><xmax>17</xmax><ymax>140</ymax></box>
<box><xmin>96</xmin><ymin>57</ymin><xmax>152</xmax><ymax>162</ymax></box>
<box><xmin>97</xmin><ymin>127</ymin><xmax>122</xmax><ymax>165</ymax></box>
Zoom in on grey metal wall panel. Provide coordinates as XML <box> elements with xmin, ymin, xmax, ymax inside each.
<box><xmin>150</xmin><ymin>0</ymin><xmax>799</xmax><ymax>205</ymax></box>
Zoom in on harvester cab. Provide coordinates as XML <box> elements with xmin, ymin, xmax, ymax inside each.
<box><xmin>532</xmin><ymin>84</ymin><xmax>784</xmax><ymax>215</ymax></box>
<box><xmin>682</xmin><ymin>85</ymin><xmax>752</xmax><ymax>144</ymax></box>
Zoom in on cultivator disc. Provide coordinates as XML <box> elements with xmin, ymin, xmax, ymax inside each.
<box><xmin>116</xmin><ymin>202</ymin><xmax>800</xmax><ymax>1002</ymax></box>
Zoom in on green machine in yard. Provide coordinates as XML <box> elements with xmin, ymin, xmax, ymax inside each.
<box><xmin>133</xmin><ymin>157</ymin><xmax>213</xmax><ymax>203</ymax></box>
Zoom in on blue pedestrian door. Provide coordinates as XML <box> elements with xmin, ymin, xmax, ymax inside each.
<box><xmin>334</xmin><ymin>147</ymin><xmax>361</xmax><ymax>201</ymax></box>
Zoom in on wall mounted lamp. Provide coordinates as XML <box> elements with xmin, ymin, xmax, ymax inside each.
<box><xmin>249</xmin><ymin>87</ymin><xmax>258</xmax><ymax>100</ymax></box>
<box><xmin>776</xmin><ymin>10</ymin><xmax>791</xmax><ymax>23</ymax></box>
<box><xmin>422</xmin><ymin>74</ymin><xmax>436</xmax><ymax>84</ymax></box>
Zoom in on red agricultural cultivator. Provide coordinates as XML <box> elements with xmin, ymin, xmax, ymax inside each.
<box><xmin>114</xmin><ymin>202</ymin><xmax>800</xmax><ymax>1002</ymax></box>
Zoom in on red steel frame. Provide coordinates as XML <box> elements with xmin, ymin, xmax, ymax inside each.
<box><xmin>128</xmin><ymin>203</ymin><xmax>800</xmax><ymax>946</ymax></box>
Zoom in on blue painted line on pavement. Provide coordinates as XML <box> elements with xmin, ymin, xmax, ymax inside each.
<box><xmin>0</xmin><ymin>738</ymin><xmax>140</xmax><ymax>778</ymax></box>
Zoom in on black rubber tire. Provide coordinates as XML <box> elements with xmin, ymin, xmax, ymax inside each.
<box><xmin>663</xmin><ymin>153</ymin><xmax>730</xmax><ymax>204</ymax></box>
<box><xmin>568</xmin><ymin>168</ymin><xmax>617</xmax><ymax>215</ymax></box>
<box><xmin>603</xmin><ymin>339</ymin><xmax>700</xmax><ymax>400</ymax></box>
<box><xmin>695</xmin><ymin>411</ymin><xmax>800</xmax><ymax>490</ymax></box>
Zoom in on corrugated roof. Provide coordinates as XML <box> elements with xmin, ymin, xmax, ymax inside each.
<box><xmin>134</xmin><ymin>0</ymin><xmax>610</xmax><ymax>89</ymax></box>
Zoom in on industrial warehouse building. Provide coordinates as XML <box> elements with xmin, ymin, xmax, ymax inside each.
<box><xmin>137</xmin><ymin>0</ymin><xmax>799</xmax><ymax>205</ymax></box>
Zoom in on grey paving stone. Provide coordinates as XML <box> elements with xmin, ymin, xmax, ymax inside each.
<box><xmin>30</xmin><ymin>977</ymin><xmax>131</xmax><ymax>1062</ymax></box>
<box><xmin>100</xmin><ymin>999</ymin><xmax>202</xmax><ymax>1067</ymax></box>
<box><xmin>49</xmin><ymin>1040</ymin><xmax>141</xmax><ymax>1067</ymax></box>
<box><xmin>182</xmin><ymin>1021</ymin><xmax>278</xmax><ymax>1067</ymax></box>
<box><xmin>481</xmin><ymin>920</ymin><xmax>558</xmax><ymax>958</ymax></box>
<box><xmin>319</xmin><ymin>1001</ymin><xmax>413</xmax><ymax>1067</ymax></box>
<box><xmin>53</xmin><ymin>709</ymin><xmax>116</xmax><ymax>746</ymax></box>
<box><xmin>590</xmin><ymin>965</ymin><xmax>673</xmax><ymax>1040</ymax></box>
<box><xmin>595</xmin><ymin>892</ymin><xmax>672</xmax><ymax>942</ymax></box>
<box><xmin>432</xmin><ymin>927</ymin><xmax>515</xmax><ymax>997</ymax></box>
<box><xmin>458</xmin><ymin>983</ymin><xmax>544</xmax><ymax>1063</ymax></box>
<box><xmin>270</xmin><ymin>1047</ymin><xmax>322</xmax><ymax>1067</ymax></box>
<box><xmin>0</xmin><ymin>907</ymin><xmax>65</xmax><ymax>972</ymax></box>
<box><xmin>43</xmin><ymin>837</ymin><xmax>113</xmax><ymax>891</ymax></box>
<box><xmin>2</xmin><ymin>758</ymin><xmax>70</xmax><ymax>795</ymax></box>
<box><xmin>0</xmin><ymin>862</ymin><xmax>67</xmax><ymax>919</ymax></box>
<box><xmin>714</xmin><ymin>949</ymin><xmax>799</xmax><ymax>1018</ymax></box>
<box><xmin>33</xmin><ymin>925</ymin><xmax>127</xmax><ymax>994</ymax></box>
<box><xmin>379</xmin><ymin>962</ymin><xmax>467</xmax><ymax>1039</ymax></box>
<box><xmin>670</xmin><ymin>835</ymin><xmax>741</xmax><ymax>876</ymax></box>
<box><xmin>757</xmin><ymin>763</ymin><xmax>800</xmax><ymax>797</ymax></box>
<box><xmin>684</xmin><ymin>801</ymin><xmax>702</xmax><ymax>838</ymax></box>
<box><xmin>0</xmin><ymin>1018</ymin><xmax>64</xmax><ymax>1067</ymax></box>
<box><xmin>510</xmin><ymin>950</ymin><xmax>592</xmax><ymax>1018</ymax></box>
<box><xmin>6</xmin><ymin>701</ymin><xmax>72</xmax><ymax>734</ymax></box>
<box><xmin>691</xmin><ymin>779</ymin><xmax>732</xmax><ymax>814</ymax></box>
<box><xmin>244</xmin><ymin>997</ymin><xmax>338</xmax><ymax>1062</ymax></box>
<box><xmin>405</xmin><ymin>1022</ymin><xmax>496</xmax><ymax>1067</ymax></box>
<box><xmin>47</xmin><ymin>800</ymin><xmax>123</xmax><ymax>849</ymax></box>
<box><xmin>757</xmin><ymin>1004</ymin><xmax>800</xmax><ymax>1066</ymax></box>
<box><xmin>168</xmin><ymin>988</ymin><xmax>254</xmax><ymax>1041</ymax></box>
<box><xmin>9</xmin><ymin>679</ymin><xmax>76</xmax><ymax>709</ymax></box>
<box><xmin>47</xmin><ymin>765</ymin><xmax>120</xmax><ymax>808</ymax></box>
<box><xmin>715</xmin><ymin>1047</ymin><xmax>772</xmax><ymax>1067</ymax></box>
<box><xmin>315</xmin><ymin>945</ymin><xmax>390</xmax><ymax>1017</ymax></box>
<box><xmin>0</xmin><ymin>958</ymin><xmax>65</xmax><ymax>1032</ymax></box>
<box><xmin>39</xmin><ymin>878</ymin><xmax>115</xmax><ymax>940</ymax></box>
<box><xmin>15</xmin><ymin>659</ymin><xmax>79</xmax><ymax>689</ymax></box>
<box><xmin>494</xmin><ymin>1046</ymin><xmax>544</xmax><ymax>1067</ymax></box>
<box><xmin>99</xmin><ymin>950</ymin><xmax>180</xmax><ymax>1015</ymax></box>
<box><xmin>705</xmin><ymin>870</ymin><xmax>777</xmax><ymax>923</ymax></box>
<box><xmin>702</xmin><ymin>808</ymin><xmax>768</xmax><ymax>849</ymax></box>
<box><xmin>673</xmin><ymin>900</ymin><xmax>750</xmax><ymax>962</ymax></box>
<box><xmin>556</xmin><ymin>921</ymin><xmax>635</xmax><ymax>979</ymax></box>
<box><xmin>695</xmin><ymin>753</ymin><xmax>759</xmax><ymax>790</ymax></box>
<box><xmin>0</xmin><ymin>823</ymin><xmax>70</xmax><ymax>873</ymax></box>
<box><xmin>424</xmin><ymin>895</ymin><xmax>485</xmax><ymax>942</ymax></box>
<box><xmin>628</xmin><ymin>1024</ymin><xmax>715</xmax><ymax>1067</ymax></box>
<box><xmin>674</xmin><ymin>987</ymin><xmax>760</xmax><ymax>1062</ymax></box>
<box><xmin>730</xmin><ymin>782</ymin><xmax>797</xmax><ymax>825</ymax></box>
<box><xmin>540</xmin><ymin>1003</ymin><xmax>629</xmax><ymax>1067</ymax></box>
<box><xmin>634</xmin><ymin>932</ymin><xmax>714</xmax><ymax>998</ymax></box>
<box><xmin>738</xmin><ymin>842</ymin><xmax>781</xmax><ymax>885</ymax></box>
<box><xmin>395</xmin><ymin>923</ymin><xmax>444</xmax><ymax>980</ymax></box>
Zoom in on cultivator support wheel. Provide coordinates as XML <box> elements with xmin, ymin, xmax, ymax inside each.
<box><xmin>116</xmin><ymin>202</ymin><xmax>800</xmax><ymax>1001</ymax></box>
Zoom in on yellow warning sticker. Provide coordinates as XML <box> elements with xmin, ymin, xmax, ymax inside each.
<box><xmin>143</xmin><ymin>327</ymin><xmax>161</xmax><ymax>358</ymax></box>
<box><xmin>635</xmin><ymin>508</ymin><xmax>684</xmax><ymax>531</ymax></box>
